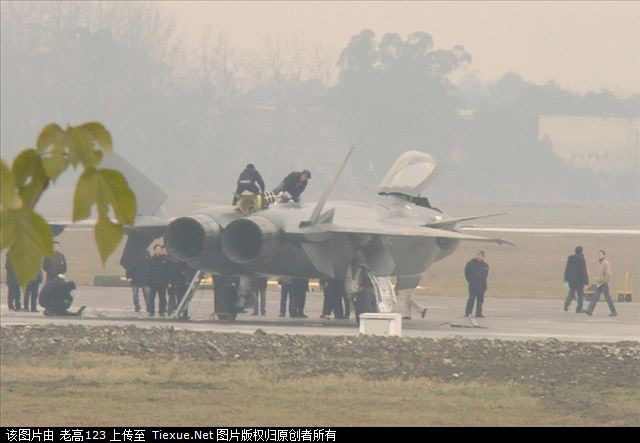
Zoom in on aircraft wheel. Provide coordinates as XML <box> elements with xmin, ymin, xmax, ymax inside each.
<box><xmin>625</xmin><ymin>294</ymin><xmax>632</xmax><ymax>302</ymax></box>
<box><xmin>354</xmin><ymin>292</ymin><xmax>377</xmax><ymax>325</ymax></box>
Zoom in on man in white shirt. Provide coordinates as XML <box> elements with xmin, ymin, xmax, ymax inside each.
<box><xmin>584</xmin><ymin>250</ymin><xmax>617</xmax><ymax>317</ymax></box>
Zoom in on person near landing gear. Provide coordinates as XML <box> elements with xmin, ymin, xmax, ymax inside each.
<box><xmin>289</xmin><ymin>278</ymin><xmax>309</xmax><ymax>318</ymax></box>
<box><xmin>278</xmin><ymin>277</ymin><xmax>291</xmax><ymax>317</ymax></box>
<box><xmin>252</xmin><ymin>277</ymin><xmax>268</xmax><ymax>316</ymax></box>
<box><xmin>400</xmin><ymin>289</ymin><xmax>427</xmax><ymax>320</ymax></box>
<box><xmin>320</xmin><ymin>279</ymin><xmax>345</xmax><ymax>319</ymax></box>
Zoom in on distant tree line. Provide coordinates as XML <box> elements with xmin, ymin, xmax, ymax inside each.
<box><xmin>2</xmin><ymin>2</ymin><xmax>638</xmax><ymax>204</ymax></box>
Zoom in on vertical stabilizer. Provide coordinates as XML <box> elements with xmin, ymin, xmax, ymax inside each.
<box><xmin>300</xmin><ymin>145</ymin><xmax>355</xmax><ymax>227</ymax></box>
<box><xmin>100</xmin><ymin>152</ymin><xmax>168</xmax><ymax>216</ymax></box>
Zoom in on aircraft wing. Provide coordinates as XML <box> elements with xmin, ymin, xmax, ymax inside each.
<box><xmin>48</xmin><ymin>215</ymin><xmax>171</xmax><ymax>234</ymax></box>
<box><xmin>461</xmin><ymin>226</ymin><xmax>640</xmax><ymax>236</ymax></box>
<box><xmin>47</xmin><ymin>216</ymin><xmax>173</xmax><ymax>268</ymax></box>
<box><xmin>287</xmin><ymin>220</ymin><xmax>514</xmax><ymax>245</ymax></box>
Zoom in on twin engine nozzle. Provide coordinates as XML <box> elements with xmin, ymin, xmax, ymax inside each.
<box><xmin>165</xmin><ymin>214</ymin><xmax>278</xmax><ymax>266</ymax></box>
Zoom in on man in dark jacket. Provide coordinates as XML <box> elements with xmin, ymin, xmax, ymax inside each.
<box><xmin>148</xmin><ymin>245</ymin><xmax>171</xmax><ymax>317</ymax></box>
<box><xmin>233</xmin><ymin>164</ymin><xmax>266</xmax><ymax>205</ymax></box>
<box><xmin>43</xmin><ymin>241</ymin><xmax>67</xmax><ymax>282</ymax></box>
<box><xmin>39</xmin><ymin>278</ymin><xmax>85</xmax><ymax>316</ymax></box>
<box><xmin>4</xmin><ymin>258</ymin><xmax>22</xmax><ymax>311</ymax></box>
<box><xmin>273</xmin><ymin>170</ymin><xmax>311</xmax><ymax>202</ymax></box>
<box><xmin>563</xmin><ymin>246</ymin><xmax>589</xmax><ymax>313</ymax></box>
<box><xmin>125</xmin><ymin>250</ymin><xmax>151</xmax><ymax>314</ymax></box>
<box><xmin>289</xmin><ymin>278</ymin><xmax>309</xmax><ymax>318</ymax></box>
<box><xmin>464</xmin><ymin>250</ymin><xmax>489</xmax><ymax>318</ymax></box>
<box><xmin>213</xmin><ymin>275</ymin><xmax>240</xmax><ymax>319</ymax></box>
<box><xmin>278</xmin><ymin>277</ymin><xmax>290</xmax><ymax>317</ymax></box>
<box><xmin>24</xmin><ymin>269</ymin><xmax>43</xmax><ymax>312</ymax></box>
<box><xmin>320</xmin><ymin>279</ymin><xmax>345</xmax><ymax>319</ymax></box>
<box><xmin>252</xmin><ymin>277</ymin><xmax>268</xmax><ymax>316</ymax></box>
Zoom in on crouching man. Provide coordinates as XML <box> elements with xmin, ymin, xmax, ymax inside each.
<box><xmin>39</xmin><ymin>277</ymin><xmax>86</xmax><ymax>316</ymax></box>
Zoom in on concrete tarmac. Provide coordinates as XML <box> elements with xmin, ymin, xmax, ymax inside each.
<box><xmin>1</xmin><ymin>286</ymin><xmax>638</xmax><ymax>342</ymax></box>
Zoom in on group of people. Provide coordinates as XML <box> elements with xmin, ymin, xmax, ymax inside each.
<box><xmin>460</xmin><ymin>247</ymin><xmax>618</xmax><ymax>319</ymax></box>
<box><xmin>233</xmin><ymin>164</ymin><xmax>311</xmax><ymax>204</ymax></box>
<box><xmin>319</xmin><ymin>278</ymin><xmax>351</xmax><ymax>319</ymax></box>
<box><xmin>125</xmin><ymin>244</ymin><xmax>197</xmax><ymax>317</ymax></box>
<box><xmin>3</xmin><ymin>237</ymin><xmax>619</xmax><ymax>322</ymax></box>
<box><xmin>5</xmin><ymin>241</ymin><xmax>84</xmax><ymax>316</ymax></box>
<box><xmin>563</xmin><ymin>246</ymin><xmax>617</xmax><ymax>317</ymax></box>
<box><xmin>278</xmin><ymin>277</ymin><xmax>311</xmax><ymax>318</ymax></box>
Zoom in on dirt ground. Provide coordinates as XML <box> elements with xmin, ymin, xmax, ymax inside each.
<box><xmin>1</xmin><ymin>325</ymin><xmax>639</xmax><ymax>426</ymax></box>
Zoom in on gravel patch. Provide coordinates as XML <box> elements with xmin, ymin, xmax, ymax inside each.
<box><xmin>2</xmin><ymin>324</ymin><xmax>639</xmax><ymax>392</ymax></box>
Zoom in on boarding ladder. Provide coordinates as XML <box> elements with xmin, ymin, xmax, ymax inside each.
<box><xmin>369</xmin><ymin>274</ymin><xmax>397</xmax><ymax>313</ymax></box>
<box><xmin>173</xmin><ymin>270</ymin><xmax>204</xmax><ymax>319</ymax></box>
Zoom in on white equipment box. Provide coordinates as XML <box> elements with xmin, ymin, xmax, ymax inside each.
<box><xmin>359</xmin><ymin>313</ymin><xmax>402</xmax><ymax>337</ymax></box>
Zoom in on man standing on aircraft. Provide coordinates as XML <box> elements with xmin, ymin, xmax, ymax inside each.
<box><xmin>43</xmin><ymin>241</ymin><xmax>67</xmax><ymax>283</ymax></box>
<box><xmin>233</xmin><ymin>164</ymin><xmax>266</xmax><ymax>205</ymax></box>
<box><xmin>273</xmin><ymin>170</ymin><xmax>311</xmax><ymax>202</ymax></box>
<box><xmin>584</xmin><ymin>250</ymin><xmax>617</xmax><ymax>317</ymax></box>
<box><xmin>563</xmin><ymin>246</ymin><xmax>589</xmax><ymax>313</ymax></box>
<box><xmin>464</xmin><ymin>250</ymin><xmax>489</xmax><ymax>318</ymax></box>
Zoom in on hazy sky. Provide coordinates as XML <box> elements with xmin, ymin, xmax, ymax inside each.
<box><xmin>163</xmin><ymin>1</ymin><xmax>640</xmax><ymax>95</ymax></box>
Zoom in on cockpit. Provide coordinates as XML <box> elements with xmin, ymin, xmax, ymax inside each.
<box><xmin>378</xmin><ymin>151</ymin><xmax>441</xmax><ymax>212</ymax></box>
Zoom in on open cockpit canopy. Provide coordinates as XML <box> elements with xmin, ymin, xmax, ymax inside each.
<box><xmin>378</xmin><ymin>151</ymin><xmax>439</xmax><ymax>197</ymax></box>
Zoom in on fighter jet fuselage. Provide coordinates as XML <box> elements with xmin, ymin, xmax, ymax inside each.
<box><xmin>165</xmin><ymin>196</ymin><xmax>459</xmax><ymax>284</ymax></box>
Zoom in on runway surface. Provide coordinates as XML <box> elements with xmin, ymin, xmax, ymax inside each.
<box><xmin>1</xmin><ymin>286</ymin><xmax>638</xmax><ymax>342</ymax></box>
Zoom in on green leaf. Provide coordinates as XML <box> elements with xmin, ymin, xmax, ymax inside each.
<box><xmin>94</xmin><ymin>215</ymin><xmax>123</xmax><ymax>264</ymax></box>
<box><xmin>68</xmin><ymin>126</ymin><xmax>101</xmax><ymax>168</ymax></box>
<box><xmin>80</xmin><ymin>122</ymin><xmax>113</xmax><ymax>153</ymax></box>
<box><xmin>72</xmin><ymin>168</ymin><xmax>136</xmax><ymax>225</ymax></box>
<box><xmin>36</xmin><ymin>123</ymin><xmax>64</xmax><ymax>152</ymax></box>
<box><xmin>4</xmin><ymin>208</ymin><xmax>53</xmax><ymax>287</ymax></box>
<box><xmin>0</xmin><ymin>209</ymin><xmax>18</xmax><ymax>250</ymax></box>
<box><xmin>42</xmin><ymin>154</ymin><xmax>69</xmax><ymax>182</ymax></box>
<box><xmin>1</xmin><ymin>160</ymin><xmax>20</xmax><ymax>210</ymax></box>
<box><xmin>96</xmin><ymin>169</ymin><xmax>136</xmax><ymax>225</ymax></box>
<box><xmin>67</xmin><ymin>136</ymin><xmax>81</xmax><ymax>168</ymax></box>
<box><xmin>11</xmin><ymin>149</ymin><xmax>49</xmax><ymax>209</ymax></box>
<box><xmin>73</xmin><ymin>168</ymin><xmax>99</xmax><ymax>221</ymax></box>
